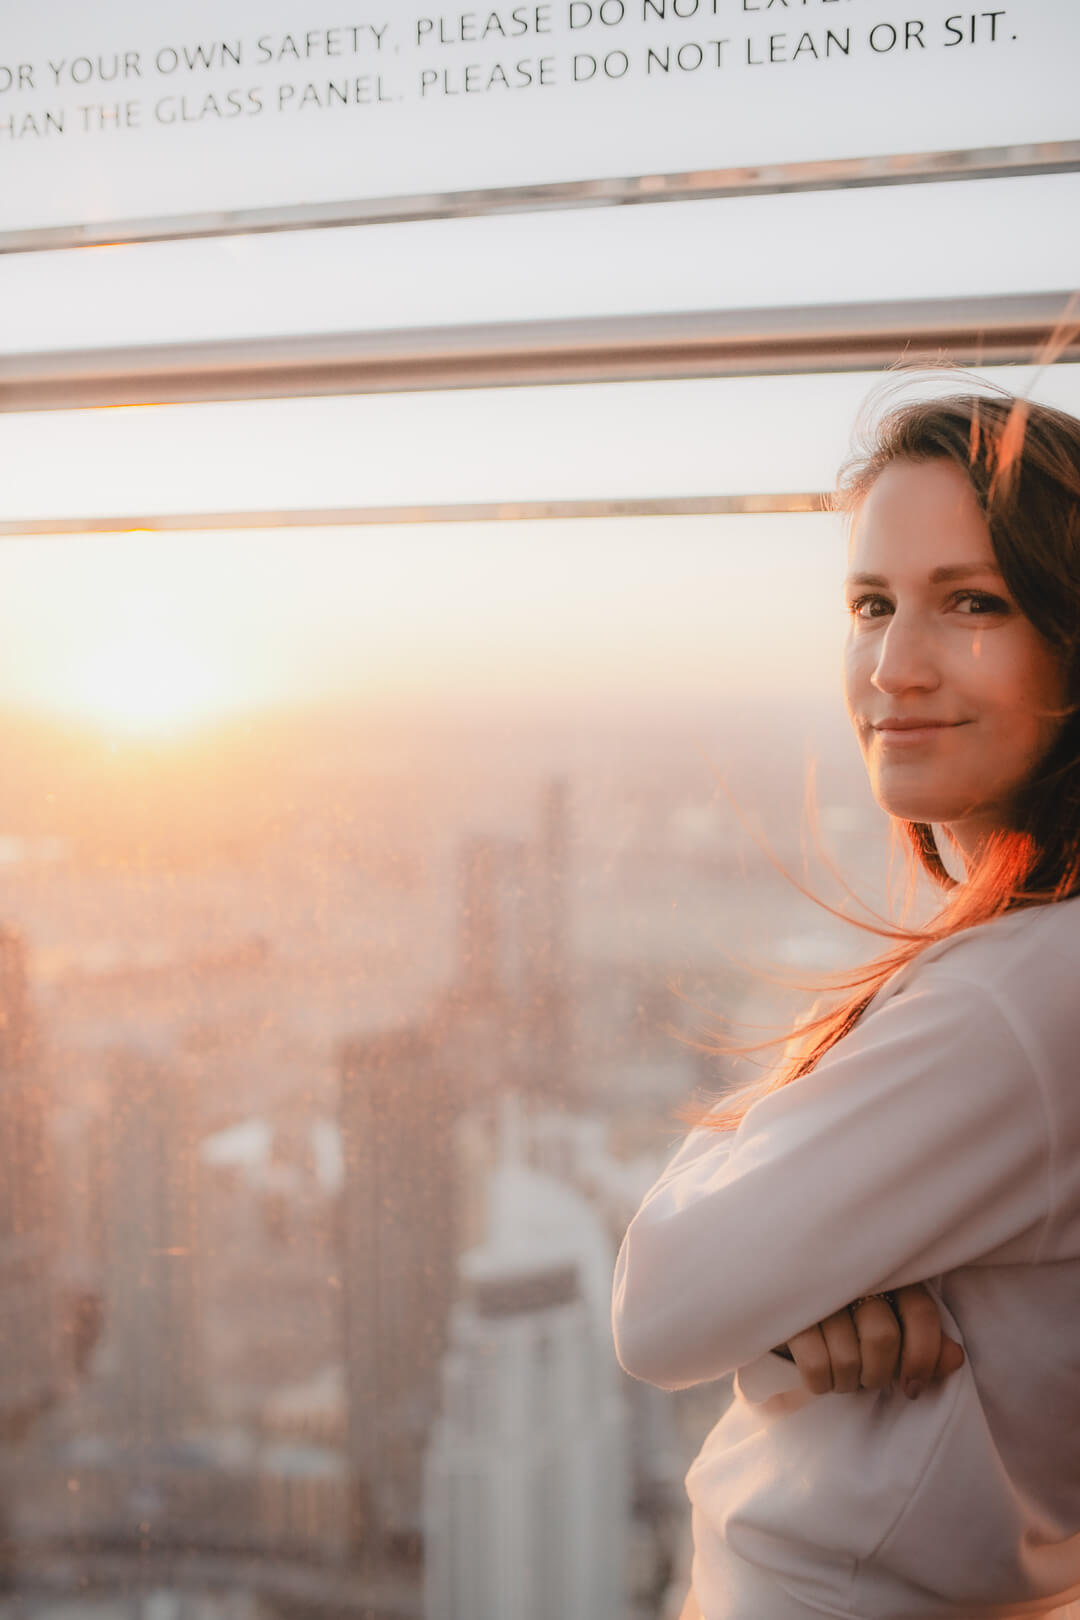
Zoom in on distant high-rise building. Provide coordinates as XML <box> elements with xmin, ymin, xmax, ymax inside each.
<box><xmin>458</xmin><ymin>835</ymin><xmax>502</xmax><ymax>1004</ymax></box>
<box><xmin>423</xmin><ymin>1097</ymin><xmax>629</xmax><ymax>1620</ymax></box>
<box><xmin>0</xmin><ymin>925</ymin><xmax>57</xmax><ymax>1439</ymax></box>
<box><xmin>535</xmin><ymin>778</ymin><xmax>570</xmax><ymax>989</ymax></box>
<box><xmin>435</xmin><ymin>832</ymin><xmax>531</xmax><ymax>1104</ymax></box>
<box><xmin>338</xmin><ymin>1023</ymin><xmax>458</xmax><ymax>1555</ymax></box>
<box><xmin>101</xmin><ymin>1045</ymin><xmax>201</xmax><ymax>1452</ymax></box>
<box><xmin>340</xmin><ymin>775</ymin><xmax>584</xmax><ymax>1567</ymax></box>
<box><xmin>524</xmin><ymin>778</ymin><xmax>574</xmax><ymax>1100</ymax></box>
<box><xmin>0</xmin><ymin>925</ymin><xmax>32</xmax><ymax>1072</ymax></box>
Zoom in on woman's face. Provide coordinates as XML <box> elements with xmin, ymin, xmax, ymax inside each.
<box><xmin>843</xmin><ymin>456</ymin><xmax>1067</xmax><ymax>861</ymax></box>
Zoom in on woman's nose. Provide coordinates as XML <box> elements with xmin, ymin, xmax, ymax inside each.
<box><xmin>870</xmin><ymin>613</ymin><xmax>941</xmax><ymax>695</ymax></box>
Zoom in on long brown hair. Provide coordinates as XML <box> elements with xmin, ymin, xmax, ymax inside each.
<box><xmin>679</xmin><ymin>384</ymin><xmax>1080</xmax><ymax>1134</ymax></box>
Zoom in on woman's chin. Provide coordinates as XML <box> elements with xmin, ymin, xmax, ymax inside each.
<box><xmin>871</xmin><ymin>786</ymin><xmax>970</xmax><ymax>825</ymax></box>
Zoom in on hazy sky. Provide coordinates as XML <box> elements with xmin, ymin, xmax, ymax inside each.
<box><xmin>0</xmin><ymin>511</ymin><xmax>849</xmax><ymax>732</ymax></box>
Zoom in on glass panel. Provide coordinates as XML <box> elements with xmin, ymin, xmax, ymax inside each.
<box><xmin>0</xmin><ymin>511</ymin><xmax>898</xmax><ymax>1618</ymax></box>
<box><xmin>2</xmin><ymin>173</ymin><xmax>1078</xmax><ymax>356</ymax></box>
<box><xmin>3</xmin><ymin>364</ymin><xmax>1080</xmax><ymax>521</ymax></box>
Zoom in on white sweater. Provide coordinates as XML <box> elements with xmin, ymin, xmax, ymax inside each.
<box><xmin>612</xmin><ymin>896</ymin><xmax>1080</xmax><ymax>1619</ymax></box>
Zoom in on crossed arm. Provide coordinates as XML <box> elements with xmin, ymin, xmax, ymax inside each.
<box><xmin>612</xmin><ymin>977</ymin><xmax>1046</xmax><ymax>1393</ymax></box>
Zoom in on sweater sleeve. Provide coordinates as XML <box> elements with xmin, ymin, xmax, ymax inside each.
<box><xmin>611</xmin><ymin>973</ymin><xmax>1052</xmax><ymax>1391</ymax></box>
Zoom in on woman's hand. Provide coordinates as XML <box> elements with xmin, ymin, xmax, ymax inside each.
<box><xmin>778</xmin><ymin>1283</ymin><xmax>965</xmax><ymax>1399</ymax></box>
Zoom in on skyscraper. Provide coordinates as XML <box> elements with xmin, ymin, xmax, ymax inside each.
<box><xmin>458</xmin><ymin>835</ymin><xmax>503</xmax><ymax>1006</ymax></box>
<box><xmin>450</xmin><ymin>779</ymin><xmax>576</xmax><ymax>1103</ymax></box>
<box><xmin>338</xmin><ymin>1023</ymin><xmax>457</xmax><ymax>1556</ymax></box>
<box><xmin>523</xmin><ymin>777</ymin><xmax>574</xmax><ymax>1101</ymax></box>
<box><xmin>0</xmin><ymin>925</ymin><xmax>56</xmax><ymax>1441</ymax></box>
<box><xmin>101</xmin><ymin>1044</ymin><xmax>202</xmax><ymax>1453</ymax></box>
<box><xmin>423</xmin><ymin>1098</ymin><xmax>629</xmax><ymax>1620</ymax></box>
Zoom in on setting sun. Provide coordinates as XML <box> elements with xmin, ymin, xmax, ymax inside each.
<box><xmin>69</xmin><ymin>629</ymin><xmax>225</xmax><ymax>738</ymax></box>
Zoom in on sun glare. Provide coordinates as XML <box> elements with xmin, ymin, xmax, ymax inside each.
<box><xmin>70</xmin><ymin>630</ymin><xmax>226</xmax><ymax>738</ymax></box>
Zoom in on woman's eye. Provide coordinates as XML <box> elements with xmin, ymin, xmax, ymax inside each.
<box><xmin>846</xmin><ymin>595</ymin><xmax>891</xmax><ymax>620</ymax></box>
<box><xmin>951</xmin><ymin>591</ymin><xmax>1010</xmax><ymax>615</ymax></box>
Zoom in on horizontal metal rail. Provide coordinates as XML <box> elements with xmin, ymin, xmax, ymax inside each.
<box><xmin>0</xmin><ymin>493</ymin><xmax>830</xmax><ymax>537</ymax></box>
<box><xmin>2</xmin><ymin>292</ymin><xmax>1076</xmax><ymax>412</ymax></box>
<box><xmin>3</xmin><ymin>141</ymin><xmax>1078</xmax><ymax>255</ymax></box>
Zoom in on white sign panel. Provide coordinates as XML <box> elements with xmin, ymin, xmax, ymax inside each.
<box><xmin>0</xmin><ymin>0</ymin><xmax>1077</xmax><ymax>240</ymax></box>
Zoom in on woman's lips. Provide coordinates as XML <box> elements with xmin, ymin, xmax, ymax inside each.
<box><xmin>873</xmin><ymin>721</ymin><xmax>968</xmax><ymax>746</ymax></box>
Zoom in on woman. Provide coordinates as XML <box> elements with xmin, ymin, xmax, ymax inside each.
<box><xmin>612</xmin><ymin>389</ymin><xmax>1080</xmax><ymax>1619</ymax></box>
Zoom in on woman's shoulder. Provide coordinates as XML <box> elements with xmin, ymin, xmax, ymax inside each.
<box><xmin>893</xmin><ymin>892</ymin><xmax>1080</xmax><ymax>1073</ymax></box>
<box><xmin>915</xmin><ymin>891</ymin><xmax>1080</xmax><ymax>986</ymax></box>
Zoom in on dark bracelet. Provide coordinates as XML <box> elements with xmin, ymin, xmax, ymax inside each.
<box><xmin>851</xmin><ymin>1291</ymin><xmax>899</xmax><ymax>1313</ymax></box>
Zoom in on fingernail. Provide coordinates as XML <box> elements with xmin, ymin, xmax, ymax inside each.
<box><xmin>903</xmin><ymin>1379</ymin><xmax>924</xmax><ymax>1401</ymax></box>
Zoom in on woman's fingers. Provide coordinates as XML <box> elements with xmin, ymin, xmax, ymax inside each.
<box><xmin>891</xmin><ymin>1282</ymin><xmax>960</xmax><ymax>1398</ymax></box>
<box><xmin>849</xmin><ymin>1296</ymin><xmax>902</xmax><ymax>1389</ymax></box>
<box><xmin>933</xmin><ymin>1333</ymin><xmax>965</xmax><ymax>1380</ymax></box>
<box><xmin>819</xmin><ymin>1307</ymin><xmax>863</xmax><ymax>1393</ymax></box>
<box><xmin>786</xmin><ymin>1284</ymin><xmax>966</xmax><ymax>1399</ymax></box>
<box><xmin>786</xmin><ymin>1323</ymin><xmax>835</xmax><ymax>1395</ymax></box>
<box><xmin>789</xmin><ymin>1309</ymin><xmax>864</xmax><ymax>1394</ymax></box>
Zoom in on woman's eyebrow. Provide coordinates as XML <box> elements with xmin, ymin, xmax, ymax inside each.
<box><xmin>844</xmin><ymin>562</ymin><xmax>1005</xmax><ymax>589</ymax></box>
